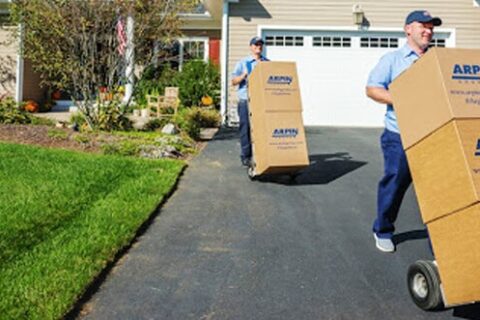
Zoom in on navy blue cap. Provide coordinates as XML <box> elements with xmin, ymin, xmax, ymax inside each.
<box><xmin>405</xmin><ymin>10</ymin><xmax>442</xmax><ymax>26</ymax></box>
<box><xmin>249</xmin><ymin>36</ymin><xmax>264</xmax><ymax>46</ymax></box>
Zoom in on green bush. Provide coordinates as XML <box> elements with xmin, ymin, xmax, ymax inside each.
<box><xmin>143</xmin><ymin>117</ymin><xmax>170</xmax><ymax>132</ymax></box>
<box><xmin>101</xmin><ymin>140</ymin><xmax>140</xmax><ymax>156</ymax></box>
<box><xmin>195</xmin><ymin>108</ymin><xmax>221</xmax><ymax>128</ymax></box>
<box><xmin>0</xmin><ymin>98</ymin><xmax>32</xmax><ymax>124</ymax></box>
<box><xmin>174</xmin><ymin>108</ymin><xmax>200</xmax><ymax>140</ymax></box>
<box><xmin>174</xmin><ymin>107</ymin><xmax>221</xmax><ymax>140</ymax></box>
<box><xmin>96</xmin><ymin>101</ymin><xmax>132</xmax><ymax>132</ymax></box>
<box><xmin>47</xmin><ymin>128</ymin><xmax>69</xmax><ymax>140</ymax></box>
<box><xmin>175</xmin><ymin>61</ymin><xmax>220</xmax><ymax>107</ymax></box>
<box><xmin>69</xmin><ymin>112</ymin><xmax>87</xmax><ymax>129</ymax></box>
<box><xmin>134</xmin><ymin>64</ymin><xmax>179</xmax><ymax>108</ymax></box>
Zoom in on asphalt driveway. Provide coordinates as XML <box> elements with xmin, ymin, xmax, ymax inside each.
<box><xmin>77</xmin><ymin>127</ymin><xmax>480</xmax><ymax>320</ymax></box>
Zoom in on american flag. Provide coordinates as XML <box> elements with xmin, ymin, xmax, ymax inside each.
<box><xmin>116</xmin><ymin>17</ymin><xmax>127</xmax><ymax>56</ymax></box>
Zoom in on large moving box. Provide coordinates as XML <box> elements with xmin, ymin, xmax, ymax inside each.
<box><xmin>390</xmin><ymin>48</ymin><xmax>480</xmax><ymax>306</ymax></box>
<box><xmin>248</xmin><ymin>62</ymin><xmax>309</xmax><ymax>176</ymax></box>
<box><xmin>391</xmin><ymin>48</ymin><xmax>480</xmax><ymax>149</ymax></box>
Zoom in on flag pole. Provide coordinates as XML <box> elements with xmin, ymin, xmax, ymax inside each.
<box><xmin>123</xmin><ymin>14</ymin><xmax>134</xmax><ymax>104</ymax></box>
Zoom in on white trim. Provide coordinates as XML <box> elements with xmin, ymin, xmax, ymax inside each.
<box><xmin>220</xmin><ymin>0</ymin><xmax>229</xmax><ymax>125</ymax></box>
<box><xmin>258</xmin><ymin>24</ymin><xmax>455</xmax><ymax>35</ymax></box>
<box><xmin>178</xmin><ymin>36</ymin><xmax>210</xmax><ymax>70</ymax></box>
<box><xmin>258</xmin><ymin>25</ymin><xmax>456</xmax><ymax>47</ymax></box>
<box><xmin>179</xmin><ymin>12</ymin><xmax>213</xmax><ymax>21</ymax></box>
<box><xmin>15</xmin><ymin>23</ymin><xmax>23</xmax><ymax>103</ymax></box>
<box><xmin>474</xmin><ymin>0</ymin><xmax>480</xmax><ymax>7</ymax></box>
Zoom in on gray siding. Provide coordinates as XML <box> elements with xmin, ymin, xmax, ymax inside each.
<box><xmin>227</xmin><ymin>0</ymin><xmax>480</xmax><ymax>104</ymax></box>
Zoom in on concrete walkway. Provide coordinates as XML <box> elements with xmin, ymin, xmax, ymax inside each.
<box><xmin>77</xmin><ymin>127</ymin><xmax>480</xmax><ymax>320</ymax></box>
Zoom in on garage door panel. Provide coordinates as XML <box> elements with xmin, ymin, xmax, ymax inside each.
<box><xmin>264</xmin><ymin>30</ymin><xmax>438</xmax><ymax>126</ymax></box>
<box><xmin>266</xmin><ymin>44</ymin><xmax>386</xmax><ymax>126</ymax></box>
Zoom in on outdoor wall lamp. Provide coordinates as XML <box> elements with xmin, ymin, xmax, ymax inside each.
<box><xmin>352</xmin><ymin>4</ymin><xmax>364</xmax><ymax>26</ymax></box>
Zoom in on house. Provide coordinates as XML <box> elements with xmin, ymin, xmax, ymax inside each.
<box><xmin>221</xmin><ymin>0</ymin><xmax>480</xmax><ymax>127</ymax></box>
<box><xmin>0</xmin><ymin>0</ymin><xmax>222</xmax><ymax>105</ymax></box>
<box><xmin>2</xmin><ymin>0</ymin><xmax>480</xmax><ymax>128</ymax></box>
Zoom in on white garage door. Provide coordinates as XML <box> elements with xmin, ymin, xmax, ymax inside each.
<box><xmin>262</xmin><ymin>29</ymin><xmax>451</xmax><ymax>127</ymax></box>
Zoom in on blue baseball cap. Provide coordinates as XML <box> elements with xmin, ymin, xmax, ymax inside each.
<box><xmin>405</xmin><ymin>10</ymin><xmax>442</xmax><ymax>26</ymax></box>
<box><xmin>249</xmin><ymin>36</ymin><xmax>264</xmax><ymax>46</ymax></box>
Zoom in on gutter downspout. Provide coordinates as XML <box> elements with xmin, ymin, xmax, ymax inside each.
<box><xmin>15</xmin><ymin>23</ymin><xmax>24</xmax><ymax>103</ymax></box>
<box><xmin>220</xmin><ymin>0</ymin><xmax>229</xmax><ymax>125</ymax></box>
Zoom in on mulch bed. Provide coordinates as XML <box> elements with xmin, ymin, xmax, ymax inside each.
<box><xmin>0</xmin><ymin>124</ymin><xmax>101</xmax><ymax>153</ymax></box>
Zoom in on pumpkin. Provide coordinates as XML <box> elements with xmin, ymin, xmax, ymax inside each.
<box><xmin>201</xmin><ymin>95</ymin><xmax>213</xmax><ymax>106</ymax></box>
<box><xmin>24</xmin><ymin>100</ymin><xmax>39</xmax><ymax>113</ymax></box>
<box><xmin>51</xmin><ymin>90</ymin><xmax>61</xmax><ymax>100</ymax></box>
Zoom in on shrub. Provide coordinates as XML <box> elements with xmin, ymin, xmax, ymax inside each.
<box><xmin>195</xmin><ymin>108</ymin><xmax>221</xmax><ymax>128</ymax></box>
<box><xmin>96</xmin><ymin>101</ymin><xmax>133</xmax><ymax>132</ymax></box>
<box><xmin>47</xmin><ymin>128</ymin><xmax>69</xmax><ymax>140</ymax></box>
<box><xmin>134</xmin><ymin>64</ymin><xmax>179</xmax><ymax>108</ymax></box>
<box><xmin>69</xmin><ymin>112</ymin><xmax>87</xmax><ymax>129</ymax></box>
<box><xmin>143</xmin><ymin>117</ymin><xmax>170</xmax><ymax>132</ymax></box>
<box><xmin>174</xmin><ymin>108</ymin><xmax>200</xmax><ymax>140</ymax></box>
<box><xmin>174</xmin><ymin>107</ymin><xmax>221</xmax><ymax>140</ymax></box>
<box><xmin>0</xmin><ymin>98</ymin><xmax>32</xmax><ymax>124</ymax></box>
<box><xmin>175</xmin><ymin>61</ymin><xmax>220</xmax><ymax>107</ymax></box>
<box><xmin>101</xmin><ymin>140</ymin><xmax>140</xmax><ymax>157</ymax></box>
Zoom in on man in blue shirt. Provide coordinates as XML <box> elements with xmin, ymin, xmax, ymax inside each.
<box><xmin>231</xmin><ymin>36</ymin><xmax>269</xmax><ymax>167</ymax></box>
<box><xmin>366</xmin><ymin>10</ymin><xmax>442</xmax><ymax>252</ymax></box>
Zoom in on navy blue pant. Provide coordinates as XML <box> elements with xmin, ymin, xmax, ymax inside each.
<box><xmin>238</xmin><ymin>99</ymin><xmax>252</xmax><ymax>161</ymax></box>
<box><xmin>374</xmin><ymin>129</ymin><xmax>412</xmax><ymax>239</ymax></box>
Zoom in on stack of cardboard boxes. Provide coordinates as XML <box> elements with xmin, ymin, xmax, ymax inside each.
<box><xmin>391</xmin><ymin>48</ymin><xmax>480</xmax><ymax>306</ymax></box>
<box><xmin>248</xmin><ymin>62</ymin><xmax>309</xmax><ymax>176</ymax></box>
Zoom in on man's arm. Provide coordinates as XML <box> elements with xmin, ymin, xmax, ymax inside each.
<box><xmin>231</xmin><ymin>71</ymin><xmax>248</xmax><ymax>86</ymax></box>
<box><xmin>366</xmin><ymin>86</ymin><xmax>393</xmax><ymax>105</ymax></box>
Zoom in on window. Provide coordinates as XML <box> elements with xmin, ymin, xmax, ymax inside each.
<box><xmin>183</xmin><ymin>41</ymin><xmax>205</xmax><ymax>61</ymax></box>
<box><xmin>178</xmin><ymin>38</ymin><xmax>208</xmax><ymax>70</ymax></box>
<box><xmin>313</xmin><ymin>36</ymin><xmax>351</xmax><ymax>48</ymax></box>
<box><xmin>0</xmin><ymin>5</ymin><xmax>11</xmax><ymax>26</ymax></box>
<box><xmin>265</xmin><ymin>36</ymin><xmax>304</xmax><ymax>47</ymax></box>
<box><xmin>0</xmin><ymin>12</ymin><xmax>9</xmax><ymax>26</ymax></box>
<box><xmin>180</xmin><ymin>3</ymin><xmax>208</xmax><ymax>14</ymax></box>
<box><xmin>429</xmin><ymin>39</ymin><xmax>446</xmax><ymax>48</ymax></box>
<box><xmin>360</xmin><ymin>37</ymin><xmax>398</xmax><ymax>48</ymax></box>
<box><xmin>192</xmin><ymin>3</ymin><xmax>207</xmax><ymax>14</ymax></box>
<box><xmin>474</xmin><ymin>0</ymin><xmax>480</xmax><ymax>7</ymax></box>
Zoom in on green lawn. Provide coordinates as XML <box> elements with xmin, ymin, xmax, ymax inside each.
<box><xmin>0</xmin><ymin>142</ymin><xmax>185</xmax><ymax>319</ymax></box>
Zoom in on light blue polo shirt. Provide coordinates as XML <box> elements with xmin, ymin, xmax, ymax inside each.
<box><xmin>232</xmin><ymin>55</ymin><xmax>269</xmax><ymax>101</ymax></box>
<box><xmin>367</xmin><ymin>44</ymin><xmax>421</xmax><ymax>133</ymax></box>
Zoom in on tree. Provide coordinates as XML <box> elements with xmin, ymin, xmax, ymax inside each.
<box><xmin>10</xmin><ymin>0</ymin><xmax>197</xmax><ymax>129</ymax></box>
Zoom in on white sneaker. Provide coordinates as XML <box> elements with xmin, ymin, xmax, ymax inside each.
<box><xmin>374</xmin><ymin>233</ymin><xmax>395</xmax><ymax>253</ymax></box>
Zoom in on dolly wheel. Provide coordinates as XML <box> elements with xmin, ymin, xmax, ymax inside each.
<box><xmin>247</xmin><ymin>165</ymin><xmax>256</xmax><ymax>180</ymax></box>
<box><xmin>407</xmin><ymin>260</ymin><xmax>444</xmax><ymax>311</ymax></box>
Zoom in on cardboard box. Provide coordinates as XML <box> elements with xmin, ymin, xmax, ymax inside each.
<box><xmin>390</xmin><ymin>48</ymin><xmax>480</xmax><ymax>150</ymax></box>
<box><xmin>428</xmin><ymin>203</ymin><xmax>480</xmax><ymax>306</ymax></box>
<box><xmin>406</xmin><ymin>119</ymin><xmax>480</xmax><ymax>223</ymax></box>
<box><xmin>390</xmin><ymin>48</ymin><xmax>480</xmax><ymax>307</ymax></box>
<box><xmin>248</xmin><ymin>62</ymin><xmax>309</xmax><ymax>175</ymax></box>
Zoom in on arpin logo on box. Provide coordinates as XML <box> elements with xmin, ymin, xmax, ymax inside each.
<box><xmin>475</xmin><ymin>139</ymin><xmax>480</xmax><ymax>156</ymax></box>
<box><xmin>452</xmin><ymin>64</ymin><xmax>480</xmax><ymax>80</ymax></box>
<box><xmin>272</xmin><ymin>128</ymin><xmax>298</xmax><ymax>138</ymax></box>
<box><xmin>267</xmin><ymin>76</ymin><xmax>293</xmax><ymax>85</ymax></box>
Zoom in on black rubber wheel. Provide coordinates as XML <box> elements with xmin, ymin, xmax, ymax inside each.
<box><xmin>247</xmin><ymin>165</ymin><xmax>257</xmax><ymax>181</ymax></box>
<box><xmin>407</xmin><ymin>260</ymin><xmax>444</xmax><ymax>311</ymax></box>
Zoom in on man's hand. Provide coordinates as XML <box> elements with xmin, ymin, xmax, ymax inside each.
<box><xmin>366</xmin><ymin>86</ymin><xmax>393</xmax><ymax>105</ymax></box>
<box><xmin>232</xmin><ymin>71</ymin><xmax>248</xmax><ymax>86</ymax></box>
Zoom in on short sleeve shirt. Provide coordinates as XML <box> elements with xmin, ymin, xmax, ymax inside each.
<box><xmin>232</xmin><ymin>55</ymin><xmax>269</xmax><ymax>101</ymax></box>
<box><xmin>367</xmin><ymin>44</ymin><xmax>420</xmax><ymax>133</ymax></box>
